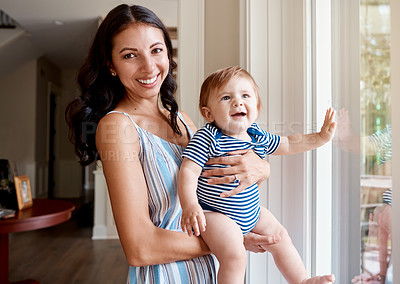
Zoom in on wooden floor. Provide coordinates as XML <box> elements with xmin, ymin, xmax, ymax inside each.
<box><xmin>9</xmin><ymin>202</ymin><xmax>128</xmax><ymax>284</ymax></box>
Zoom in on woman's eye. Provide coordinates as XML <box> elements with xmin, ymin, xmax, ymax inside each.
<box><xmin>152</xmin><ymin>48</ymin><xmax>163</xmax><ymax>54</ymax></box>
<box><xmin>123</xmin><ymin>53</ymin><xmax>136</xmax><ymax>59</ymax></box>
<box><xmin>221</xmin><ymin>96</ymin><xmax>230</xmax><ymax>101</ymax></box>
<box><xmin>243</xmin><ymin>94</ymin><xmax>250</xmax><ymax>98</ymax></box>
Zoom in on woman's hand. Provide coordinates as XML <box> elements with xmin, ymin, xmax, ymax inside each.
<box><xmin>243</xmin><ymin>231</ymin><xmax>281</xmax><ymax>253</ymax></box>
<box><xmin>202</xmin><ymin>149</ymin><xmax>270</xmax><ymax>197</ymax></box>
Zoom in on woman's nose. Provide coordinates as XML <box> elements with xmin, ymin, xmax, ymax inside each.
<box><xmin>141</xmin><ymin>55</ymin><xmax>155</xmax><ymax>72</ymax></box>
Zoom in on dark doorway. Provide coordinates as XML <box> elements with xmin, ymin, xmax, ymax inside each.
<box><xmin>48</xmin><ymin>92</ymin><xmax>56</xmax><ymax>199</ymax></box>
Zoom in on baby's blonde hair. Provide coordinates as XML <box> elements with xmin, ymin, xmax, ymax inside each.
<box><xmin>199</xmin><ymin>66</ymin><xmax>262</xmax><ymax>115</ymax></box>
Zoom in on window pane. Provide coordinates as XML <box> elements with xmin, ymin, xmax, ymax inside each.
<box><xmin>359</xmin><ymin>0</ymin><xmax>392</xmax><ymax>281</ymax></box>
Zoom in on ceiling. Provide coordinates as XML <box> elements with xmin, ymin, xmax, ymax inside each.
<box><xmin>0</xmin><ymin>0</ymin><xmax>178</xmax><ymax>70</ymax></box>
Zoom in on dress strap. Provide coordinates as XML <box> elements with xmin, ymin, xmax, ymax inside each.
<box><xmin>106</xmin><ymin>111</ymin><xmax>139</xmax><ymax>130</ymax></box>
<box><xmin>177</xmin><ymin>112</ymin><xmax>194</xmax><ymax>137</ymax></box>
<box><xmin>106</xmin><ymin>111</ymin><xmax>193</xmax><ymax>136</ymax></box>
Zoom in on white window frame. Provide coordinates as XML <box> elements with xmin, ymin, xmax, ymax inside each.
<box><xmin>177</xmin><ymin>0</ymin><xmax>205</xmax><ymax>127</ymax></box>
<box><xmin>313</xmin><ymin>0</ymin><xmax>333</xmax><ymax>277</ymax></box>
<box><xmin>331</xmin><ymin>0</ymin><xmax>361</xmax><ymax>282</ymax></box>
<box><xmin>244</xmin><ymin>0</ymin><xmax>311</xmax><ymax>283</ymax></box>
<box><xmin>391</xmin><ymin>1</ymin><xmax>400</xmax><ymax>282</ymax></box>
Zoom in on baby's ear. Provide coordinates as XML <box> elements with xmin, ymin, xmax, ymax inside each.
<box><xmin>201</xmin><ymin>107</ymin><xmax>214</xmax><ymax>122</ymax></box>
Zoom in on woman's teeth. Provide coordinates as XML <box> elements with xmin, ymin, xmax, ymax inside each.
<box><xmin>138</xmin><ymin>76</ymin><xmax>157</xmax><ymax>84</ymax></box>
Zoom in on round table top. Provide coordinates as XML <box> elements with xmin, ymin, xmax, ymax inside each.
<box><xmin>0</xmin><ymin>199</ymin><xmax>75</xmax><ymax>234</ymax></box>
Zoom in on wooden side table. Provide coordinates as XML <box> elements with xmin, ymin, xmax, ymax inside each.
<box><xmin>0</xmin><ymin>199</ymin><xmax>75</xmax><ymax>284</ymax></box>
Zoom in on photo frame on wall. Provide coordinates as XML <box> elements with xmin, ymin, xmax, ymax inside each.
<box><xmin>14</xmin><ymin>175</ymin><xmax>33</xmax><ymax>210</ymax></box>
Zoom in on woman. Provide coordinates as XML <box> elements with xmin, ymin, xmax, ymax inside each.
<box><xmin>66</xmin><ymin>4</ymin><xmax>276</xmax><ymax>283</ymax></box>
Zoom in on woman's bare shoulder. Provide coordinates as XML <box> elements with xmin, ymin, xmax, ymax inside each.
<box><xmin>180</xmin><ymin>111</ymin><xmax>198</xmax><ymax>132</ymax></box>
<box><xmin>96</xmin><ymin>112</ymin><xmax>139</xmax><ymax>148</ymax></box>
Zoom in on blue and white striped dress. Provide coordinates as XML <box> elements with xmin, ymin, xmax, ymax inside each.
<box><xmin>107</xmin><ymin>111</ymin><xmax>217</xmax><ymax>284</ymax></box>
<box><xmin>182</xmin><ymin>123</ymin><xmax>280</xmax><ymax>234</ymax></box>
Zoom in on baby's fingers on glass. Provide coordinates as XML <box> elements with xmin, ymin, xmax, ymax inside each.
<box><xmin>328</xmin><ymin>108</ymin><xmax>336</xmax><ymax>122</ymax></box>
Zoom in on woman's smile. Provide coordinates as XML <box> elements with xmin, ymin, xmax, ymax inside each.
<box><xmin>137</xmin><ymin>74</ymin><xmax>159</xmax><ymax>88</ymax></box>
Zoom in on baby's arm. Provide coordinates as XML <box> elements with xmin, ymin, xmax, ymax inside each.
<box><xmin>178</xmin><ymin>158</ymin><xmax>206</xmax><ymax>236</ymax></box>
<box><xmin>274</xmin><ymin>108</ymin><xmax>336</xmax><ymax>155</ymax></box>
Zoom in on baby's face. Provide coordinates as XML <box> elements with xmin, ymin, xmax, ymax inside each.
<box><xmin>202</xmin><ymin>76</ymin><xmax>259</xmax><ymax>138</ymax></box>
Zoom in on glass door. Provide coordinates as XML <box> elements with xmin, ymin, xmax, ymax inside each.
<box><xmin>333</xmin><ymin>0</ymin><xmax>392</xmax><ymax>282</ymax></box>
<box><xmin>358</xmin><ymin>1</ymin><xmax>392</xmax><ymax>282</ymax></box>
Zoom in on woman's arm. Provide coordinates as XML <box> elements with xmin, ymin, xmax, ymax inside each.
<box><xmin>96</xmin><ymin>114</ymin><xmax>210</xmax><ymax>267</ymax></box>
<box><xmin>202</xmin><ymin>149</ymin><xmax>270</xmax><ymax>197</ymax></box>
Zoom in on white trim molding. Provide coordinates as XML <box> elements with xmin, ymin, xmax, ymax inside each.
<box><xmin>92</xmin><ymin>163</ymin><xmax>119</xmax><ymax>240</ymax></box>
<box><xmin>331</xmin><ymin>0</ymin><xmax>361</xmax><ymax>282</ymax></box>
<box><xmin>390</xmin><ymin>0</ymin><xmax>400</xmax><ymax>282</ymax></box>
<box><xmin>245</xmin><ymin>0</ymin><xmax>310</xmax><ymax>283</ymax></box>
<box><xmin>313</xmin><ymin>0</ymin><xmax>333</xmax><ymax>277</ymax></box>
<box><xmin>177</xmin><ymin>0</ymin><xmax>204</xmax><ymax>127</ymax></box>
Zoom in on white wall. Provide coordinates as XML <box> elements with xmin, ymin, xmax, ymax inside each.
<box><xmin>179</xmin><ymin>0</ymin><xmax>241</xmax><ymax>127</ymax></box>
<box><xmin>178</xmin><ymin>0</ymin><xmax>204</xmax><ymax>127</ymax></box>
<box><xmin>0</xmin><ymin>57</ymin><xmax>83</xmax><ymax>199</ymax></box>
<box><xmin>54</xmin><ymin>69</ymin><xmax>83</xmax><ymax>198</ymax></box>
<box><xmin>204</xmin><ymin>0</ymin><xmax>240</xmax><ymax>76</ymax></box>
<box><xmin>128</xmin><ymin>0</ymin><xmax>178</xmax><ymax>27</ymax></box>
<box><xmin>0</xmin><ymin>27</ymin><xmax>43</xmax><ymax>79</ymax></box>
<box><xmin>0</xmin><ymin>60</ymin><xmax>37</xmax><ymax>194</ymax></box>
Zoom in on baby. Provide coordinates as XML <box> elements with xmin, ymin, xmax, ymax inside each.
<box><xmin>178</xmin><ymin>66</ymin><xmax>336</xmax><ymax>284</ymax></box>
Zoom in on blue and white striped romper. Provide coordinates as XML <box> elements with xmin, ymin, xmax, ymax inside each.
<box><xmin>182</xmin><ymin>123</ymin><xmax>280</xmax><ymax>234</ymax></box>
<box><xmin>107</xmin><ymin>111</ymin><xmax>217</xmax><ymax>284</ymax></box>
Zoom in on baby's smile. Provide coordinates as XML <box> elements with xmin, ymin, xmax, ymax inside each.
<box><xmin>231</xmin><ymin>112</ymin><xmax>247</xmax><ymax>117</ymax></box>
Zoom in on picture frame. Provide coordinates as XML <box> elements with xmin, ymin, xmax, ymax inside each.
<box><xmin>14</xmin><ymin>175</ymin><xmax>33</xmax><ymax>210</ymax></box>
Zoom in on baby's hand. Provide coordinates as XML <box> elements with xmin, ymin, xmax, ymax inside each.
<box><xmin>334</xmin><ymin>108</ymin><xmax>352</xmax><ymax>142</ymax></box>
<box><xmin>319</xmin><ymin>108</ymin><xmax>337</xmax><ymax>142</ymax></box>
<box><xmin>181</xmin><ymin>204</ymin><xmax>206</xmax><ymax>237</ymax></box>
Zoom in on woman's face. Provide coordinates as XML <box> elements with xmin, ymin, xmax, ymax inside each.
<box><xmin>110</xmin><ymin>23</ymin><xmax>170</xmax><ymax>99</ymax></box>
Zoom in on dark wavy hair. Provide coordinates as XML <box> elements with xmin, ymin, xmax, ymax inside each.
<box><xmin>65</xmin><ymin>4</ymin><xmax>179</xmax><ymax>166</ymax></box>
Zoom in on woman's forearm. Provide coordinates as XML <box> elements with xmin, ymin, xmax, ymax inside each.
<box><xmin>122</xmin><ymin>224</ymin><xmax>211</xmax><ymax>267</ymax></box>
<box><xmin>97</xmin><ymin>114</ymin><xmax>210</xmax><ymax>268</ymax></box>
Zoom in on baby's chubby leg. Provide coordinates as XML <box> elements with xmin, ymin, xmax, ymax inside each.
<box><xmin>252</xmin><ymin>206</ymin><xmax>334</xmax><ymax>284</ymax></box>
<box><xmin>201</xmin><ymin>212</ymin><xmax>246</xmax><ymax>284</ymax></box>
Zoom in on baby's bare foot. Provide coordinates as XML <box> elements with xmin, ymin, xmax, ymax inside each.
<box><xmin>300</xmin><ymin>274</ymin><xmax>335</xmax><ymax>284</ymax></box>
